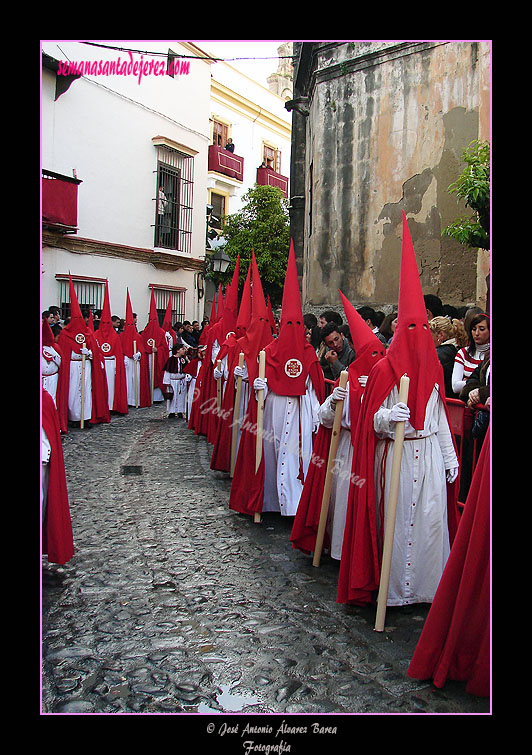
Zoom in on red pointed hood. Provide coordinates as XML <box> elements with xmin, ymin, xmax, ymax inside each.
<box><xmin>95</xmin><ymin>281</ymin><xmax>122</xmax><ymax>356</ymax></box>
<box><xmin>339</xmin><ymin>289</ymin><xmax>386</xmax><ymax>376</ymax></box>
<box><xmin>142</xmin><ymin>288</ymin><xmax>165</xmax><ymax>352</ymax></box>
<box><xmin>237</xmin><ymin>250</ymin><xmax>274</xmax><ymax>384</ymax></box>
<box><xmin>266</xmin><ymin>294</ymin><xmax>277</xmax><ymax>335</ymax></box>
<box><xmin>216</xmin><ymin>284</ymin><xmax>224</xmax><ymax>323</ymax></box>
<box><xmin>339</xmin><ymin>289</ymin><xmax>387</xmax><ymax>438</ymax></box>
<box><xmin>264</xmin><ymin>240</ymin><xmax>314</xmax><ymax>396</ymax></box>
<box><xmin>42</xmin><ymin>316</ymin><xmax>55</xmax><ymax>347</ymax></box>
<box><xmin>217</xmin><ymin>255</ymin><xmax>240</xmax><ymax>343</ymax></box>
<box><xmin>96</xmin><ymin>281</ymin><xmax>114</xmax><ymax>340</ymax></box>
<box><xmin>162</xmin><ymin>296</ymin><xmax>177</xmax><ymax>344</ymax></box>
<box><xmin>386</xmin><ymin>211</ymin><xmax>444</xmax><ymax>429</ymax></box>
<box><xmin>61</xmin><ymin>274</ymin><xmax>89</xmax><ymax>352</ymax></box>
<box><xmin>120</xmin><ymin>289</ymin><xmax>143</xmax><ymax>358</ymax></box>
<box><xmin>235</xmin><ymin>263</ymin><xmax>252</xmax><ymax>339</ymax></box>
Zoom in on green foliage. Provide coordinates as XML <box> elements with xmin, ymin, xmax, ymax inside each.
<box><xmin>210</xmin><ymin>184</ymin><xmax>291</xmax><ymax>306</ymax></box>
<box><xmin>442</xmin><ymin>139</ymin><xmax>490</xmax><ymax>251</ymax></box>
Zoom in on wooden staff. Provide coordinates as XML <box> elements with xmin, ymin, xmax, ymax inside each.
<box><xmin>374</xmin><ymin>373</ymin><xmax>410</xmax><ymax>632</ymax></box>
<box><xmin>150</xmin><ymin>345</ymin><xmax>156</xmax><ymax>403</ymax></box>
<box><xmin>254</xmin><ymin>350</ymin><xmax>266</xmax><ymax>523</ymax></box>
<box><xmin>133</xmin><ymin>339</ymin><xmax>139</xmax><ymax>408</ymax></box>
<box><xmin>230</xmin><ymin>352</ymin><xmax>245</xmax><ymax>477</ymax></box>
<box><xmin>216</xmin><ymin>359</ymin><xmax>222</xmax><ymax>411</ymax></box>
<box><xmin>313</xmin><ymin>370</ymin><xmax>349</xmax><ymax>567</ymax></box>
<box><xmin>80</xmin><ymin>343</ymin><xmax>86</xmax><ymax>429</ymax></box>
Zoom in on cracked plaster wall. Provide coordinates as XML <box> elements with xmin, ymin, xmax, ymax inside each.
<box><xmin>302</xmin><ymin>41</ymin><xmax>490</xmax><ymax>311</ymax></box>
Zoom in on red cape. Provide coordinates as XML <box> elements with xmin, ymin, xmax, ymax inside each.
<box><xmin>120</xmin><ymin>292</ymin><xmax>151</xmax><ymax>408</ymax></box>
<box><xmin>140</xmin><ymin>320</ymin><xmax>169</xmax><ymax>391</ymax></box>
<box><xmin>94</xmin><ymin>325</ymin><xmax>128</xmax><ymax>414</ymax></box>
<box><xmin>290</xmin><ymin>338</ymin><xmax>386</xmax><ymax>555</ymax></box>
<box><xmin>42</xmin><ymin>388</ymin><xmax>74</xmax><ymax>564</ymax></box>
<box><xmin>229</xmin><ymin>357</ymin><xmax>324</xmax><ymax>517</ymax></box>
<box><xmin>210</xmin><ymin>339</ymin><xmax>244</xmax><ymax>473</ymax></box>
<box><xmin>408</xmin><ymin>430</ymin><xmax>490</xmax><ymax>697</ymax></box>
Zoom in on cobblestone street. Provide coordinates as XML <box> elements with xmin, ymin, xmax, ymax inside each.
<box><xmin>41</xmin><ymin>401</ymin><xmax>490</xmax><ymax>727</ymax></box>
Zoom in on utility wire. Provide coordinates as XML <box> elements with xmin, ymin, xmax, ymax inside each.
<box><xmin>79</xmin><ymin>40</ymin><xmax>294</xmax><ymax>62</ymax></box>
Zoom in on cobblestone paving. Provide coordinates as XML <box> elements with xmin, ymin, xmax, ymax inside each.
<box><xmin>42</xmin><ymin>402</ymin><xmax>490</xmax><ymax>722</ymax></box>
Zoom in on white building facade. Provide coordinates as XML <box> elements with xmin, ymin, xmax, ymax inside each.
<box><xmin>41</xmin><ymin>40</ymin><xmax>212</xmax><ymax>328</ymax></box>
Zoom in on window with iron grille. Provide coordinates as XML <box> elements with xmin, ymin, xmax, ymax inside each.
<box><xmin>56</xmin><ymin>275</ymin><xmax>106</xmax><ymax>322</ymax></box>
<box><xmin>151</xmin><ymin>286</ymin><xmax>186</xmax><ymax>326</ymax></box>
<box><xmin>154</xmin><ymin>145</ymin><xmax>194</xmax><ymax>253</ymax></box>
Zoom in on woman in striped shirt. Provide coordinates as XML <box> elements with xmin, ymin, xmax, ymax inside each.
<box><xmin>451</xmin><ymin>313</ymin><xmax>490</xmax><ymax>395</ymax></box>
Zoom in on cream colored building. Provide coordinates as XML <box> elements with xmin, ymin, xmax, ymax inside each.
<box><xmin>204</xmin><ymin>46</ymin><xmax>292</xmax><ymax>247</ymax></box>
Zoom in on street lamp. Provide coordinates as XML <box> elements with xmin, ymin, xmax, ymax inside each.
<box><xmin>208</xmin><ymin>245</ymin><xmax>231</xmax><ymax>274</ymax></box>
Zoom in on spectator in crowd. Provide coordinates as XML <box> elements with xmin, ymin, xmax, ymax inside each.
<box><xmin>378</xmin><ymin>313</ymin><xmax>397</xmax><ymax>345</ymax></box>
<box><xmin>48</xmin><ymin>306</ymin><xmax>63</xmax><ymax>340</ymax></box>
<box><xmin>181</xmin><ymin>320</ymin><xmax>199</xmax><ymax>348</ymax></box>
<box><xmin>321</xmin><ymin>321</ymin><xmax>357</xmax><ymax>381</ymax></box>
<box><xmin>424</xmin><ymin>294</ymin><xmax>444</xmax><ymax>320</ymax></box>
<box><xmin>452</xmin><ymin>313</ymin><xmax>490</xmax><ymax>396</ymax></box>
<box><xmin>357</xmin><ymin>306</ymin><xmax>388</xmax><ymax>345</ymax></box>
<box><xmin>429</xmin><ymin>316</ymin><xmax>469</xmax><ymax>398</ymax></box>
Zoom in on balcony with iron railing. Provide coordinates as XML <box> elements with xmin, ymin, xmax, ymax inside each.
<box><xmin>42</xmin><ymin>170</ymin><xmax>82</xmax><ymax>234</ymax></box>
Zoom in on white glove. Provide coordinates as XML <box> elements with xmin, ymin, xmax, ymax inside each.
<box><xmin>331</xmin><ymin>385</ymin><xmax>348</xmax><ymax>403</ymax></box>
<box><xmin>80</xmin><ymin>346</ymin><xmax>92</xmax><ymax>357</ymax></box>
<box><xmin>133</xmin><ymin>351</ymin><xmax>141</xmax><ymax>361</ymax></box>
<box><xmin>389</xmin><ymin>402</ymin><xmax>410</xmax><ymax>423</ymax></box>
<box><xmin>185</xmin><ymin>373</ymin><xmax>193</xmax><ymax>383</ymax></box>
<box><xmin>358</xmin><ymin>375</ymin><xmax>368</xmax><ymax>387</ymax></box>
<box><xmin>234</xmin><ymin>365</ymin><xmax>246</xmax><ymax>378</ymax></box>
<box><xmin>213</xmin><ymin>367</ymin><xmax>223</xmax><ymax>381</ymax></box>
<box><xmin>446</xmin><ymin>467</ymin><xmax>459</xmax><ymax>484</ymax></box>
<box><xmin>254</xmin><ymin>377</ymin><xmax>268</xmax><ymax>395</ymax></box>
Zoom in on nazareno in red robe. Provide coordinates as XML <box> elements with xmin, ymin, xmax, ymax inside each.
<box><xmin>94</xmin><ymin>282</ymin><xmax>128</xmax><ymax>415</ymax></box>
<box><xmin>210</xmin><ymin>263</ymin><xmax>252</xmax><ymax>473</ymax></box>
<box><xmin>407</xmin><ymin>429</ymin><xmax>490</xmax><ymax>697</ymax></box>
<box><xmin>56</xmin><ymin>276</ymin><xmax>110</xmax><ymax>428</ymax></box>
<box><xmin>120</xmin><ymin>289</ymin><xmax>151</xmax><ymax>408</ymax></box>
<box><xmin>336</xmin><ymin>214</ymin><xmax>459</xmax><ymax>606</ymax></box>
<box><xmin>290</xmin><ymin>290</ymin><xmax>387</xmax><ymax>555</ymax></box>
<box><xmin>42</xmin><ymin>388</ymin><xmax>74</xmax><ymax>564</ymax></box>
<box><xmin>141</xmin><ymin>289</ymin><xmax>170</xmax><ymax>396</ymax></box>
<box><xmin>229</xmin><ymin>242</ymin><xmax>324</xmax><ymax>517</ymax></box>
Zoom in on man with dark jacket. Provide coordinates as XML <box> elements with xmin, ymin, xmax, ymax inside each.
<box><xmin>321</xmin><ymin>321</ymin><xmax>356</xmax><ymax>380</ymax></box>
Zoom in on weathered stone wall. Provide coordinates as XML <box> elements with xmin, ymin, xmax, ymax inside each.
<box><xmin>296</xmin><ymin>41</ymin><xmax>490</xmax><ymax>311</ymax></box>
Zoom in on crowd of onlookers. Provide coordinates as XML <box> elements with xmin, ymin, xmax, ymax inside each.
<box><xmin>42</xmin><ymin>306</ymin><xmax>211</xmax><ymax>350</ymax></box>
<box><xmin>302</xmin><ymin>294</ymin><xmax>490</xmax><ymax>406</ymax></box>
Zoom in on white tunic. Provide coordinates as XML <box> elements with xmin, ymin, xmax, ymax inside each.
<box><xmin>317</xmin><ymin>392</ymin><xmax>354</xmax><ymax>560</ymax></box>
<box><xmin>124</xmin><ymin>355</ymin><xmax>141</xmax><ymax>407</ymax></box>
<box><xmin>373</xmin><ymin>383</ymin><xmax>458</xmax><ymax>606</ymax></box>
<box><xmin>67</xmin><ymin>352</ymin><xmax>92</xmax><ymax>421</ymax></box>
<box><xmin>163</xmin><ymin>369</ymin><xmax>188</xmax><ymax>414</ymax></box>
<box><xmin>103</xmin><ymin>356</ymin><xmax>116</xmax><ymax>410</ymax></box>
<box><xmin>42</xmin><ymin>346</ymin><xmax>61</xmax><ymax>405</ymax></box>
<box><xmin>261</xmin><ymin>376</ymin><xmax>321</xmax><ymax>516</ymax></box>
